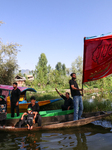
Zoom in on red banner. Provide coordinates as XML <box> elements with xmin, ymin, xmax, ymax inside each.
<box><xmin>83</xmin><ymin>34</ymin><xmax>112</xmax><ymax>83</ymax></box>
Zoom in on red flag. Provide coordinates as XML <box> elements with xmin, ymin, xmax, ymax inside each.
<box><xmin>83</xmin><ymin>34</ymin><xmax>112</xmax><ymax>83</ymax></box>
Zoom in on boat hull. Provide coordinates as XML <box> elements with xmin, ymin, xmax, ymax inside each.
<box><xmin>1</xmin><ymin>111</ymin><xmax>112</xmax><ymax>132</ymax></box>
<box><xmin>6</xmin><ymin>109</ymin><xmax>74</xmax><ymax>126</ymax></box>
<box><xmin>0</xmin><ymin>111</ymin><xmax>112</xmax><ymax>132</ymax></box>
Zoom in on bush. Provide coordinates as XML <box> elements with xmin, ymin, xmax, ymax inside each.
<box><xmin>83</xmin><ymin>99</ymin><xmax>112</xmax><ymax>112</ymax></box>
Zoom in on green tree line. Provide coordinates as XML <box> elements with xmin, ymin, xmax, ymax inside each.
<box><xmin>26</xmin><ymin>53</ymin><xmax>83</xmax><ymax>89</ymax></box>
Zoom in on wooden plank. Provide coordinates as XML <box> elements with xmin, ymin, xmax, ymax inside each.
<box><xmin>42</xmin><ymin>112</ymin><xmax>112</xmax><ymax>129</ymax></box>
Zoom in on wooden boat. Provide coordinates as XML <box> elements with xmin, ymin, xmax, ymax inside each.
<box><xmin>7</xmin><ymin>98</ymin><xmax>62</xmax><ymax>113</ymax></box>
<box><xmin>0</xmin><ymin>110</ymin><xmax>112</xmax><ymax>132</ymax></box>
<box><xmin>5</xmin><ymin>109</ymin><xmax>74</xmax><ymax>126</ymax></box>
<box><xmin>0</xmin><ymin>84</ymin><xmax>62</xmax><ymax>113</ymax></box>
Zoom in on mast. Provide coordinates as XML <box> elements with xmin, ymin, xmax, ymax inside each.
<box><xmin>82</xmin><ymin>37</ymin><xmax>86</xmax><ymax>96</ymax></box>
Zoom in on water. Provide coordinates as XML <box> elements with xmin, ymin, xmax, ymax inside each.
<box><xmin>0</xmin><ymin>123</ymin><xmax>112</xmax><ymax>150</ymax></box>
<box><xmin>93</xmin><ymin>120</ymin><xmax>112</xmax><ymax>128</ymax></box>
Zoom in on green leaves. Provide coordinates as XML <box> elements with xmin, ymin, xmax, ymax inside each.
<box><xmin>0</xmin><ymin>42</ymin><xmax>21</xmax><ymax>85</ymax></box>
<box><xmin>55</xmin><ymin>62</ymin><xmax>66</xmax><ymax>76</ymax></box>
<box><xmin>71</xmin><ymin>56</ymin><xmax>83</xmax><ymax>86</ymax></box>
<box><xmin>35</xmin><ymin>53</ymin><xmax>48</xmax><ymax>87</ymax></box>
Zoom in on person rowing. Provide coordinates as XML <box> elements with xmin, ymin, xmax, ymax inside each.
<box><xmin>55</xmin><ymin>88</ymin><xmax>73</xmax><ymax>111</ymax></box>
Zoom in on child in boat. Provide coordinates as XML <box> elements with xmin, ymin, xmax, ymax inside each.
<box><xmin>0</xmin><ymin>95</ymin><xmax>7</xmax><ymax>128</ymax></box>
<box><xmin>21</xmin><ymin>108</ymin><xmax>37</xmax><ymax>129</ymax></box>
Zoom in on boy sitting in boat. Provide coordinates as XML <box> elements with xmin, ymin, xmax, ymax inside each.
<box><xmin>55</xmin><ymin>88</ymin><xmax>73</xmax><ymax>111</ymax></box>
<box><xmin>19</xmin><ymin>96</ymin><xmax>41</xmax><ymax>128</ymax></box>
<box><xmin>0</xmin><ymin>95</ymin><xmax>7</xmax><ymax>128</ymax></box>
<box><xmin>21</xmin><ymin>108</ymin><xmax>37</xmax><ymax>129</ymax></box>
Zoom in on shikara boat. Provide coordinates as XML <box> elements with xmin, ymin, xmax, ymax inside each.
<box><xmin>0</xmin><ymin>84</ymin><xmax>62</xmax><ymax>113</ymax></box>
<box><xmin>7</xmin><ymin>98</ymin><xmax>62</xmax><ymax>113</ymax></box>
<box><xmin>1</xmin><ymin>110</ymin><xmax>112</xmax><ymax>132</ymax></box>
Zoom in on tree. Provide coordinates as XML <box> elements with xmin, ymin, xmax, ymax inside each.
<box><xmin>55</xmin><ymin>62</ymin><xmax>62</xmax><ymax>74</ymax></box>
<box><xmin>47</xmin><ymin>69</ymin><xmax>62</xmax><ymax>86</ymax></box>
<box><xmin>0</xmin><ymin>21</ymin><xmax>21</xmax><ymax>85</ymax></box>
<box><xmin>71</xmin><ymin>56</ymin><xmax>83</xmax><ymax>85</ymax></box>
<box><xmin>35</xmin><ymin>53</ymin><xmax>48</xmax><ymax>87</ymax></box>
<box><xmin>55</xmin><ymin>62</ymin><xmax>66</xmax><ymax>75</ymax></box>
<box><xmin>62</xmin><ymin>64</ymin><xmax>66</xmax><ymax>75</ymax></box>
<box><xmin>17</xmin><ymin>70</ymin><xmax>23</xmax><ymax>77</ymax></box>
<box><xmin>0</xmin><ymin>42</ymin><xmax>21</xmax><ymax>85</ymax></box>
<box><xmin>47</xmin><ymin>64</ymin><xmax>51</xmax><ymax>73</ymax></box>
<box><xmin>66</xmin><ymin>68</ymin><xmax>70</xmax><ymax>76</ymax></box>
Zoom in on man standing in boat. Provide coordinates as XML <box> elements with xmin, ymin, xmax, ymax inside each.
<box><xmin>69</xmin><ymin>73</ymin><xmax>83</xmax><ymax>120</ymax></box>
<box><xmin>11</xmin><ymin>82</ymin><xmax>21</xmax><ymax>117</ymax></box>
<box><xmin>55</xmin><ymin>88</ymin><xmax>73</xmax><ymax>111</ymax></box>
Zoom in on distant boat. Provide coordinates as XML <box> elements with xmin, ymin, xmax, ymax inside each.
<box><xmin>0</xmin><ymin>84</ymin><xmax>62</xmax><ymax>113</ymax></box>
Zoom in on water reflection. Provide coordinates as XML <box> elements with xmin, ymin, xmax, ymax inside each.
<box><xmin>75</xmin><ymin>133</ymin><xmax>88</xmax><ymax>150</ymax></box>
<box><xmin>0</xmin><ymin>124</ymin><xmax>112</xmax><ymax>150</ymax></box>
<box><xmin>38</xmin><ymin>132</ymin><xmax>88</xmax><ymax>150</ymax></box>
<box><xmin>17</xmin><ymin>132</ymin><xmax>42</xmax><ymax>150</ymax></box>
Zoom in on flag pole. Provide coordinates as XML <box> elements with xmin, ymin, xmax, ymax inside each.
<box><xmin>82</xmin><ymin>37</ymin><xmax>86</xmax><ymax>96</ymax></box>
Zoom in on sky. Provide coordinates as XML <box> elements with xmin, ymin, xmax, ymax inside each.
<box><xmin>0</xmin><ymin>0</ymin><xmax>112</xmax><ymax>70</ymax></box>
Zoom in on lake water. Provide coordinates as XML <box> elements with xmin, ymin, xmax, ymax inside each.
<box><xmin>0</xmin><ymin>123</ymin><xmax>112</xmax><ymax>150</ymax></box>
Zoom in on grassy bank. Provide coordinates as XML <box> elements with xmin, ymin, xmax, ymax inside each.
<box><xmin>26</xmin><ymin>89</ymin><xmax>65</xmax><ymax>111</ymax></box>
<box><xmin>83</xmin><ymin>99</ymin><xmax>112</xmax><ymax>112</ymax></box>
<box><xmin>26</xmin><ymin>88</ymin><xmax>112</xmax><ymax>112</ymax></box>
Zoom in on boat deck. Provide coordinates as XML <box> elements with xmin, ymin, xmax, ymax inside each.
<box><xmin>6</xmin><ymin>109</ymin><xmax>74</xmax><ymax>120</ymax></box>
